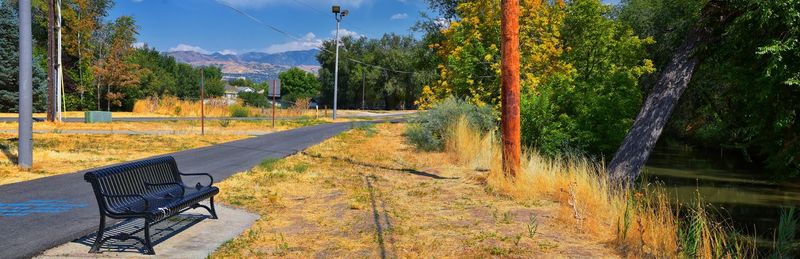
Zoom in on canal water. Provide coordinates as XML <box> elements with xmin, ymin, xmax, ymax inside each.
<box><xmin>643</xmin><ymin>144</ymin><xmax>800</xmax><ymax>238</ymax></box>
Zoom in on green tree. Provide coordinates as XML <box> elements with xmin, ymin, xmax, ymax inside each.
<box><xmin>279</xmin><ymin>67</ymin><xmax>319</xmax><ymax>102</ymax></box>
<box><xmin>0</xmin><ymin>1</ymin><xmax>48</xmax><ymax>112</ymax></box>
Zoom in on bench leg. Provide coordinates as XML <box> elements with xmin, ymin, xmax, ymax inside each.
<box><xmin>192</xmin><ymin>197</ymin><xmax>219</xmax><ymax>219</ymax></box>
<box><xmin>88</xmin><ymin>215</ymin><xmax>106</xmax><ymax>253</ymax></box>
<box><xmin>209</xmin><ymin>196</ymin><xmax>218</xmax><ymax>219</ymax></box>
<box><xmin>143</xmin><ymin>218</ymin><xmax>155</xmax><ymax>255</ymax></box>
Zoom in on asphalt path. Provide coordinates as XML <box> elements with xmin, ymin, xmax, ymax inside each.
<box><xmin>0</xmin><ymin>121</ymin><xmax>380</xmax><ymax>258</ymax></box>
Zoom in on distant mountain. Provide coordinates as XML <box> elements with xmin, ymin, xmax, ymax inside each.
<box><xmin>166</xmin><ymin>49</ymin><xmax>321</xmax><ymax>82</ymax></box>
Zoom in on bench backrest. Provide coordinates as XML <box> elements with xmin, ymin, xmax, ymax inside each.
<box><xmin>84</xmin><ymin>156</ymin><xmax>183</xmax><ymax>213</ymax></box>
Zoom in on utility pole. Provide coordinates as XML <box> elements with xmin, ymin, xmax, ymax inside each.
<box><xmin>56</xmin><ymin>0</ymin><xmax>63</xmax><ymax>122</ymax></box>
<box><xmin>271</xmin><ymin>80</ymin><xmax>276</xmax><ymax>128</ymax></box>
<box><xmin>46</xmin><ymin>0</ymin><xmax>56</xmax><ymax>122</ymax></box>
<box><xmin>19</xmin><ymin>0</ymin><xmax>33</xmax><ymax>169</ymax></box>
<box><xmin>200</xmin><ymin>69</ymin><xmax>205</xmax><ymax>136</ymax></box>
<box><xmin>501</xmin><ymin>0</ymin><xmax>521</xmax><ymax>178</ymax></box>
<box><xmin>362</xmin><ymin>69</ymin><xmax>366</xmax><ymax>110</ymax></box>
<box><xmin>332</xmin><ymin>5</ymin><xmax>348</xmax><ymax>120</ymax></box>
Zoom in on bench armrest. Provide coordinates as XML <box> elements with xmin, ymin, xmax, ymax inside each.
<box><xmin>144</xmin><ymin>182</ymin><xmax>186</xmax><ymax>197</ymax></box>
<box><xmin>179</xmin><ymin>172</ymin><xmax>214</xmax><ymax>187</ymax></box>
<box><xmin>98</xmin><ymin>193</ymin><xmax>149</xmax><ymax>212</ymax></box>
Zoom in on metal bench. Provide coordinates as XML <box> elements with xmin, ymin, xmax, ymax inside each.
<box><xmin>83</xmin><ymin>156</ymin><xmax>219</xmax><ymax>255</ymax></box>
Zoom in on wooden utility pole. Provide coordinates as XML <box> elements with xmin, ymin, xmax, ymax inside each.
<box><xmin>501</xmin><ymin>0</ymin><xmax>521</xmax><ymax>178</ymax></box>
<box><xmin>200</xmin><ymin>69</ymin><xmax>205</xmax><ymax>136</ymax></box>
<box><xmin>45</xmin><ymin>0</ymin><xmax>56</xmax><ymax>122</ymax></box>
<box><xmin>272</xmin><ymin>80</ymin><xmax>276</xmax><ymax>128</ymax></box>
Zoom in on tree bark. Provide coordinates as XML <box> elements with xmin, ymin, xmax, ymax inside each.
<box><xmin>608</xmin><ymin>0</ymin><xmax>737</xmax><ymax>182</ymax></box>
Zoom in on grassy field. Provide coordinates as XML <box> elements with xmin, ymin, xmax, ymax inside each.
<box><xmin>0</xmin><ymin>117</ymin><xmax>329</xmax><ymax>135</ymax></box>
<box><xmin>211</xmin><ymin>123</ymin><xmax>619</xmax><ymax>258</ymax></box>
<box><xmin>0</xmin><ymin>133</ymin><xmax>247</xmax><ymax>186</ymax></box>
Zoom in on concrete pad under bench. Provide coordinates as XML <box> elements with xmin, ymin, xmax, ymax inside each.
<box><xmin>36</xmin><ymin>204</ymin><xmax>258</xmax><ymax>259</ymax></box>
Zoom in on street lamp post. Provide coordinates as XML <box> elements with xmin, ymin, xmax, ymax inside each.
<box><xmin>332</xmin><ymin>5</ymin><xmax>348</xmax><ymax>120</ymax></box>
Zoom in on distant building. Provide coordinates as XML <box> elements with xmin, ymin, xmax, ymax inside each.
<box><xmin>223</xmin><ymin>84</ymin><xmax>257</xmax><ymax>105</ymax></box>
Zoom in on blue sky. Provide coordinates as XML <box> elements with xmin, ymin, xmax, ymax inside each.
<box><xmin>109</xmin><ymin>0</ymin><xmax>619</xmax><ymax>55</ymax></box>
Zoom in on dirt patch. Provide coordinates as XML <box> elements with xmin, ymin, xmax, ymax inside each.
<box><xmin>212</xmin><ymin>123</ymin><xmax>620</xmax><ymax>258</ymax></box>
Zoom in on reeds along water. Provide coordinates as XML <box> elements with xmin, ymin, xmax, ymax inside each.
<box><xmin>443</xmin><ymin>117</ymin><xmax>755</xmax><ymax>258</ymax></box>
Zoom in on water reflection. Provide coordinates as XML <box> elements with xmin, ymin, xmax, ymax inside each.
<box><xmin>644</xmin><ymin>144</ymin><xmax>798</xmax><ymax>238</ymax></box>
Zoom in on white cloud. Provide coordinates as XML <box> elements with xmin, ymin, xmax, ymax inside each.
<box><xmin>168</xmin><ymin>44</ymin><xmax>210</xmax><ymax>54</ymax></box>
<box><xmin>217</xmin><ymin>49</ymin><xmax>238</xmax><ymax>55</ymax></box>
<box><xmin>390</xmin><ymin>13</ymin><xmax>408</xmax><ymax>20</ymax></box>
<box><xmin>132</xmin><ymin>42</ymin><xmax>146</xmax><ymax>49</ymax></box>
<box><xmin>263</xmin><ymin>32</ymin><xmax>323</xmax><ymax>54</ymax></box>
<box><xmin>332</xmin><ymin>28</ymin><xmax>362</xmax><ymax>38</ymax></box>
<box><xmin>217</xmin><ymin>0</ymin><xmax>369</xmax><ymax>9</ymax></box>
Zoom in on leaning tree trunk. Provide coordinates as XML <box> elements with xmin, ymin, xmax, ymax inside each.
<box><xmin>608</xmin><ymin>0</ymin><xmax>737</xmax><ymax>182</ymax></box>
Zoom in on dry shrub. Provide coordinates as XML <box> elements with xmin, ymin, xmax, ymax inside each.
<box><xmin>289</xmin><ymin>98</ymin><xmax>310</xmax><ymax>116</ymax></box>
<box><xmin>133</xmin><ymin>96</ymin><xmax>231</xmax><ymax>117</ymax></box>
<box><xmin>444</xmin><ymin>118</ymin><xmax>751</xmax><ymax>258</ymax></box>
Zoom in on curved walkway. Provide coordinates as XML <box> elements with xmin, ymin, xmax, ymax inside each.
<box><xmin>0</xmin><ymin>121</ymin><xmax>366</xmax><ymax>259</ymax></box>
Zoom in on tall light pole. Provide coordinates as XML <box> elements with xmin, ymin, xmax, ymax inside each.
<box><xmin>19</xmin><ymin>0</ymin><xmax>33</xmax><ymax>169</ymax></box>
<box><xmin>332</xmin><ymin>5</ymin><xmax>348</xmax><ymax>120</ymax></box>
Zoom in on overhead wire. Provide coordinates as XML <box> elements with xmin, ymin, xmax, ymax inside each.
<box><xmin>215</xmin><ymin>0</ymin><xmax>499</xmax><ymax>79</ymax></box>
<box><xmin>216</xmin><ymin>0</ymin><xmax>414</xmax><ymax>75</ymax></box>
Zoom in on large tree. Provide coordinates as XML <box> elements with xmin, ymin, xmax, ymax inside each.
<box><xmin>278</xmin><ymin>67</ymin><xmax>320</xmax><ymax>102</ymax></box>
<box><xmin>607</xmin><ymin>0</ymin><xmax>738</xmax><ymax>182</ymax></box>
<box><xmin>0</xmin><ymin>1</ymin><xmax>47</xmax><ymax>112</ymax></box>
<box><xmin>91</xmin><ymin>16</ymin><xmax>140</xmax><ymax>110</ymax></box>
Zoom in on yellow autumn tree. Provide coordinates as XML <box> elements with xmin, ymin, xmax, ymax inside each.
<box><xmin>417</xmin><ymin>0</ymin><xmax>570</xmax><ymax>109</ymax></box>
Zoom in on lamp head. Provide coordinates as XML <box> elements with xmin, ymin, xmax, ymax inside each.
<box><xmin>332</xmin><ymin>5</ymin><xmax>340</xmax><ymax>14</ymax></box>
<box><xmin>342</xmin><ymin>10</ymin><xmax>349</xmax><ymax>17</ymax></box>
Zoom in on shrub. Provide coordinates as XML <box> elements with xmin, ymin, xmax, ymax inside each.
<box><xmin>229</xmin><ymin>105</ymin><xmax>250</xmax><ymax>117</ymax></box>
<box><xmin>239</xmin><ymin>92</ymin><xmax>268</xmax><ymax>108</ymax></box>
<box><xmin>405</xmin><ymin>96</ymin><xmax>496</xmax><ymax>151</ymax></box>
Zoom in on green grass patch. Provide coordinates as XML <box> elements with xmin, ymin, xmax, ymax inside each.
<box><xmin>257</xmin><ymin>157</ymin><xmax>281</xmax><ymax>171</ymax></box>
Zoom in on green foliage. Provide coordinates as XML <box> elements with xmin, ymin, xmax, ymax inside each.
<box><xmin>627</xmin><ymin>0</ymin><xmax>800</xmax><ymax>177</ymax></box>
<box><xmin>278</xmin><ymin>67</ymin><xmax>319</xmax><ymax>102</ymax></box>
<box><xmin>0</xmin><ymin>1</ymin><xmax>47</xmax><ymax>112</ymax></box>
<box><xmin>317</xmin><ymin>33</ymin><xmax>426</xmax><ymax>109</ymax></box>
<box><xmin>405</xmin><ymin>97</ymin><xmax>496</xmax><ymax>151</ymax></box>
<box><xmin>520</xmin><ymin>0</ymin><xmax>654</xmax><ymax>156</ymax></box>
<box><xmin>229</xmin><ymin>105</ymin><xmax>249</xmax><ymax>117</ymax></box>
<box><xmin>125</xmin><ymin>47</ymin><xmax>224</xmax><ymax>109</ymax></box>
<box><xmin>774</xmin><ymin>207</ymin><xmax>798</xmax><ymax>258</ymax></box>
<box><xmin>238</xmin><ymin>92</ymin><xmax>268</xmax><ymax>108</ymax></box>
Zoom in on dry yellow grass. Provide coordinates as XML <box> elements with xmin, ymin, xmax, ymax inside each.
<box><xmin>0</xmin><ymin>118</ymin><xmax>329</xmax><ymax>136</ymax></box>
<box><xmin>0</xmin><ymin>111</ymin><xmax>171</xmax><ymax>118</ymax></box>
<box><xmin>0</xmin><ymin>133</ymin><xmax>246</xmax><ymax>186</ymax></box>
<box><xmin>445</xmin><ymin>119</ymin><xmax>753</xmax><ymax>258</ymax></box>
<box><xmin>132</xmin><ymin>96</ymin><xmax>317</xmax><ymax>118</ymax></box>
<box><xmin>212</xmin><ymin>123</ymin><xmax>620</xmax><ymax>258</ymax></box>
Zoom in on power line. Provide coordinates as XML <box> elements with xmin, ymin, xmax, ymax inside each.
<box><xmin>215</xmin><ymin>0</ymin><xmax>414</xmax><ymax>74</ymax></box>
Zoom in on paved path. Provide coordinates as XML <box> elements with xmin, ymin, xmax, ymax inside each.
<box><xmin>0</xmin><ymin>121</ymin><xmax>368</xmax><ymax>259</ymax></box>
<box><xmin>0</xmin><ymin>129</ymin><xmax>274</xmax><ymax>136</ymax></box>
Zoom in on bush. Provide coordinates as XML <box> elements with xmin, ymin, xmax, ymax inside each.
<box><xmin>239</xmin><ymin>92</ymin><xmax>268</xmax><ymax>108</ymax></box>
<box><xmin>405</xmin><ymin>96</ymin><xmax>496</xmax><ymax>151</ymax></box>
<box><xmin>229</xmin><ymin>105</ymin><xmax>250</xmax><ymax>117</ymax></box>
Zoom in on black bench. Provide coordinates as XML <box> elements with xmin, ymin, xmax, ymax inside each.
<box><xmin>83</xmin><ymin>156</ymin><xmax>219</xmax><ymax>254</ymax></box>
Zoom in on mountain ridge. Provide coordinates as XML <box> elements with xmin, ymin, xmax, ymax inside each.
<box><xmin>166</xmin><ymin>49</ymin><xmax>321</xmax><ymax>82</ymax></box>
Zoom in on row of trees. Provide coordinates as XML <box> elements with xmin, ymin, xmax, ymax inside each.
<box><xmin>316</xmin><ymin>33</ymin><xmax>436</xmax><ymax>110</ymax></box>
<box><xmin>0</xmin><ymin>0</ymin><xmax>224</xmax><ymax>113</ymax></box>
